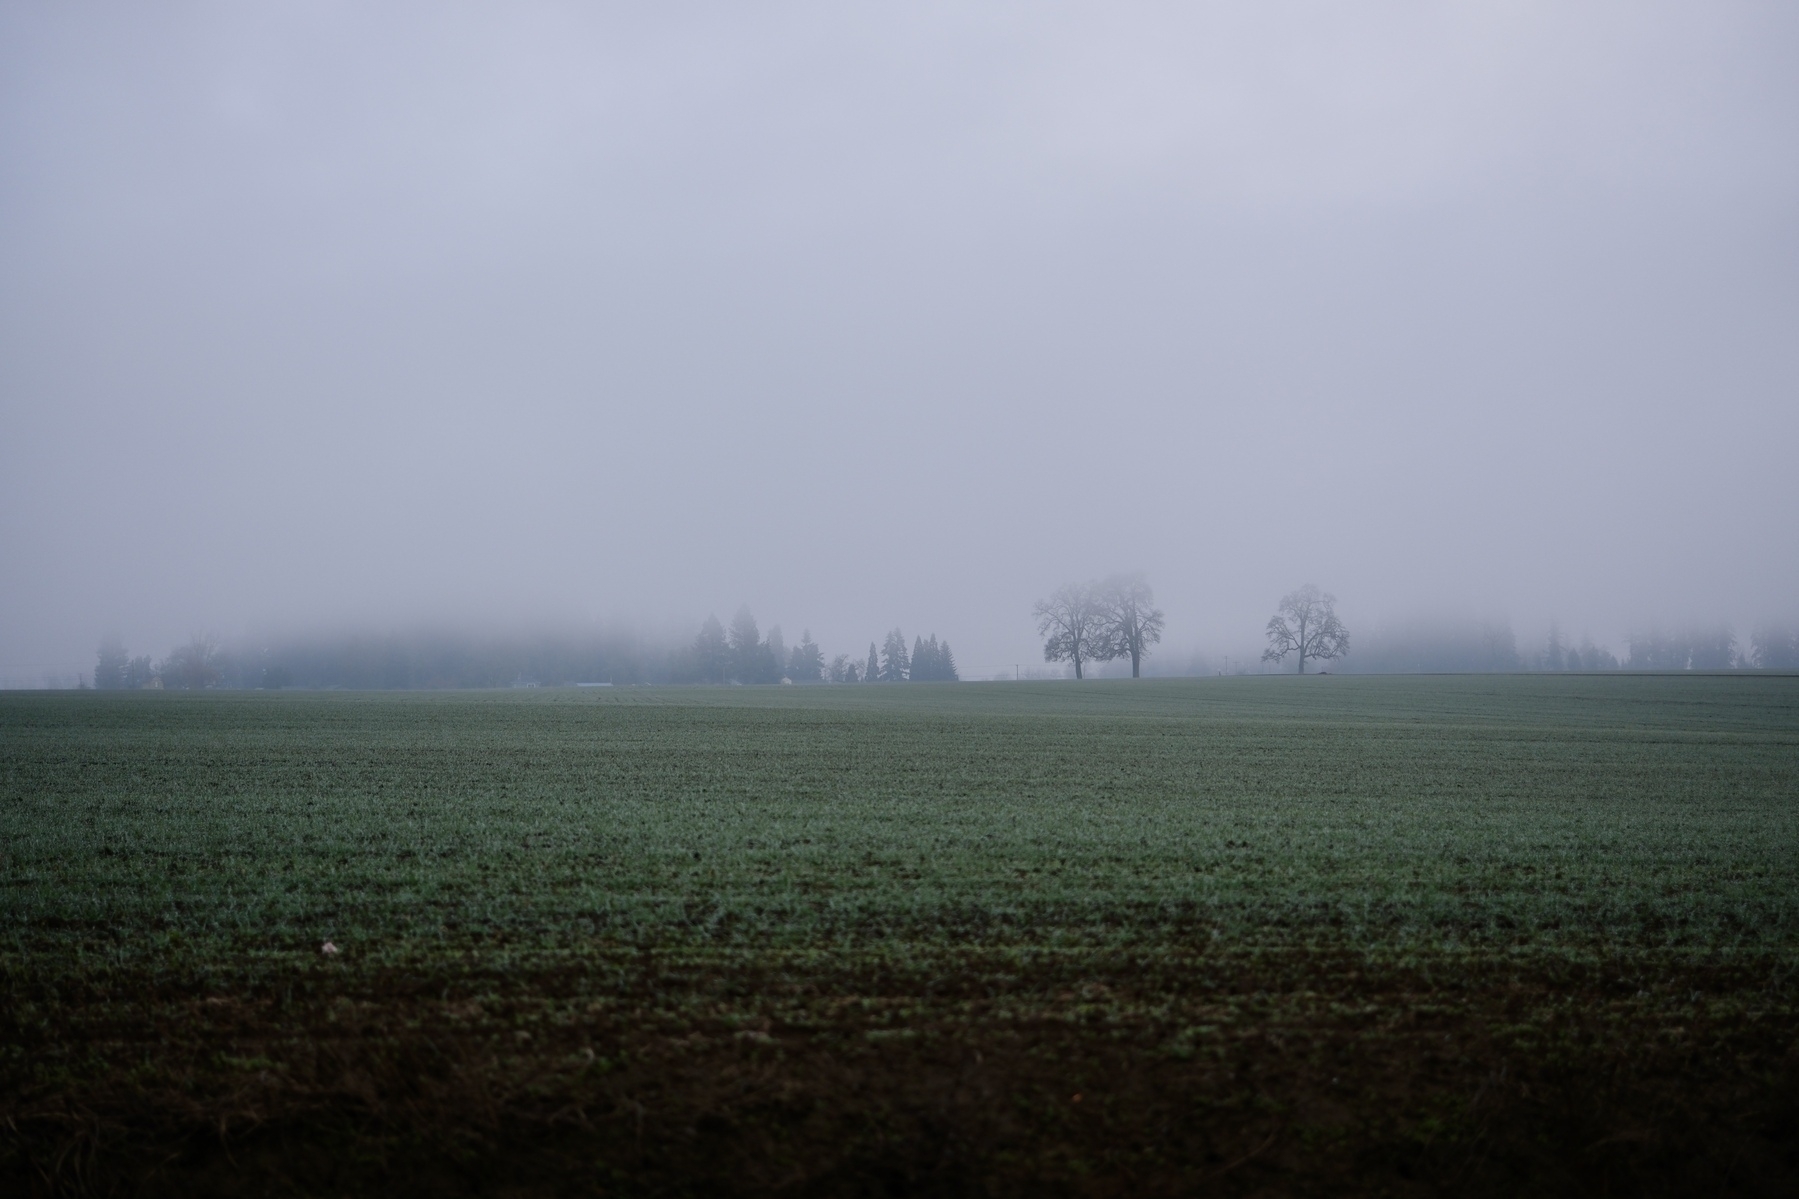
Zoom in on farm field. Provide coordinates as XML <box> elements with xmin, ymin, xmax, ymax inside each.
<box><xmin>3</xmin><ymin>676</ymin><xmax>1797</xmax><ymax>1196</ymax></box>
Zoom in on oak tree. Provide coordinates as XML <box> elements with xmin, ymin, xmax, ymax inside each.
<box><xmin>1261</xmin><ymin>585</ymin><xmax>1349</xmax><ymax>674</ymax></box>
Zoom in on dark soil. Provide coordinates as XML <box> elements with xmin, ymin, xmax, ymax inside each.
<box><xmin>5</xmin><ymin>947</ymin><xmax>1796</xmax><ymax>1197</ymax></box>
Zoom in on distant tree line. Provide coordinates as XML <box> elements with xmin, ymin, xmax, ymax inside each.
<box><xmin>1749</xmin><ymin>627</ymin><xmax>1799</xmax><ymax>669</ymax></box>
<box><xmin>93</xmin><ymin>636</ymin><xmax>164</xmax><ymax>689</ymax></box>
<box><xmin>674</xmin><ymin>609</ymin><xmax>958</xmax><ymax>684</ymax></box>
<box><xmin>1625</xmin><ymin>625</ymin><xmax>1798</xmax><ymax>671</ymax></box>
<box><xmin>671</xmin><ymin>608</ymin><xmax>832</xmax><ymax>683</ymax></box>
<box><xmin>1023</xmin><ymin>576</ymin><xmax>1797</xmax><ymax>680</ymax></box>
<box><xmin>95</xmin><ymin>629</ymin><xmax>669</xmax><ymax>690</ymax></box>
<box><xmin>86</xmin><ymin>609</ymin><xmax>1799</xmax><ymax>692</ymax></box>
<box><xmin>94</xmin><ymin>633</ymin><xmax>236</xmax><ymax>690</ymax></box>
<box><xmin>87</xmin><ymin>611</ymin><xmax>959</xmax><ymax>691</ymax></box>
<box><xmin>1327</xmin><ymin>619</ymin><xmax>1799</xmax><ymax>673</ymax></box>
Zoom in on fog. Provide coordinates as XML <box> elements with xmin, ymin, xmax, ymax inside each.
<box><xmin>3</xmin><ymin>2</ymin><xmax>1796</xmax><ymax>684</ymax></box>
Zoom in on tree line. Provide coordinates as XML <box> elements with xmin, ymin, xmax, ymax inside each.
<box><xmin>1623</xmin><ymin>626</ymin><xmax>1795</xmax><ymax>671</ymax></box>
<box><xmin>87</xmin><ymin>602</ymin><xmax>1799</xmax><ymax>690</ymax></box>
<box><xmin>92</xmin><ymin>631</ymin><xmax>652</xmax><ymax>690</ymax></box>
<box><xmin>674</xmin><ymin>608</ymin><xmax>958</xmax><ymax>684</ymax></box>
<box><xmin>87</xmin><ymin>612</ymin><xmax>961</xmax><ymax>691</ymax></box>
<box><xmin>1031</xmin><ymin>578</ymin><xmax>1799</xmax><ymax>678</ymax></box>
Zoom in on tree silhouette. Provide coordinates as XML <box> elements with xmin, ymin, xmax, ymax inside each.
<box><xmin>880</xmin><ymin>629</ymin><xmax>910</xmax><ymax>682</ymax></box>
<box><xmin>692</xmin><ymin>615</ymin><xmax>728</xmax><ymax>682</ymax></box>
<box><xmin>1096</xmin><ymin>575</ymin><xmax>1165</xmax><ymax>678</ymax></box>
<box><xmin>1034</xmin><ymin>582</ymin><xmax>1106</xmax><ymax>679</ymax></box>
<box><xmin>1262</xmin><ymin>585</ymin><xmax>1349</xmax><ymax>674</ymax></box>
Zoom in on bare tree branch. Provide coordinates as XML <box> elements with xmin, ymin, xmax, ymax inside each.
<box><xmin>1033</xmin><ymin>581</ymin><xmax>1107</xmax><ymax>680</ymax></box>
<box><xmin>1096</xmin><ymin>574</ymin><xmax>1165</xmax><ymax>678</ymax></box>
<box><xmin>1261</xmin><ymin>585</ymin><xmax>1349</xmax><ymax>674</ymax></box>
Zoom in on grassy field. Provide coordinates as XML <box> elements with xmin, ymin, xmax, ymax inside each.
<box><xmin>3</xmin><ymin>676</ymin><xmax>1796</xmax><ymax>1195</ymax></box>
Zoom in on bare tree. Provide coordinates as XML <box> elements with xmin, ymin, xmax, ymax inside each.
<box><xmin>1262</xmin><ymin>585</ymin><xmax>1349</xmax><ymax>674</ymax></box>
<box><xmin>1034</xmin><ymin>581</ymin><xmax>1107</xmax><ymax>679</ymax></box>
<box><xmin>1096</xmin><ymin>574</ymin><xmax>1165</xmax><ymax>678</ymax></box>
<box><xmin>160</xmin><ymin>634</ymin><xmax>225</xmax><ymax>690</ymax></box>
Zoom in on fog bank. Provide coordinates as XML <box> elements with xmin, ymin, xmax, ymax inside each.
<box><xmin>4</xmin><ymin>3</ymin><xmax>1795</xmax><ymax>682</ymax></box>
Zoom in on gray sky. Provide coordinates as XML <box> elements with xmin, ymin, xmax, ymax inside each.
<box><xmin>3</xmin><ymin>1</ymin><xmax>1796</xmax><ymax>680</ymax></box>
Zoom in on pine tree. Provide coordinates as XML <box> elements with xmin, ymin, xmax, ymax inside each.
<box><xmin>692</xmin><ymin>615</ymin><xmax>728</xmax><ymax>682</ymax></box>
<box><xmin>724</xmin><ymin>607</ymin><xmax>781</xmax><ymax>682</ymax></box>
<box><xmin>881</xmin><ymin>629</ymin><xmax>910</xmax><ymax>682</ymax></box>
<box><xmin>789</xmin><ymin>630</ymin><xmax>824</xmax><ymax>682</ymax></box>
<box><xmin>939</xmin><ymin>640</ymin><xmax>958</xmax><ymax>681</ymax></box>
<box><xmin>865</xmin><ymin>643</ymin><xmax>879</xmax><ymax>683</ymax></box>
<box><xmin>95</xmin><ymin>637</ymin><xmax>127</xmax><ymax>690</ymax></box>
<box><xmin>727</xmin><ymin>607</ymin><xmax>761</xmax><ymax>682</ymax></box>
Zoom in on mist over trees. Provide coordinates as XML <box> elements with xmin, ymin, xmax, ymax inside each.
<box><xmin>1336</xmin><ymin>619</ymin><xmax>1517</xmax><ymax>674</ymax></box>
<box><xmin>1034</xmin><ymin>583</ymin><xmax>1105</xmax><ymax>680</ymax></box>
<box><xmin>668</xmin><ymin>614</ymin><xmax>957</xmax><ymax>685</ymax></box>
<box><xmin>76</xmin><ymin>602</ymin><xmax>1797</xmax><ymax>693</ymax></box>
<box><xmin>1751</xmin><ymin>627</ymin><xmax>1799</xmax><ymax>670</ymax></box>
<box><xmin>1262</xmin><ymin>585</ymin><xmax>1350</xmax><ymax>674</ymax></box>
<box><xmin>726</xmin><ymin>607</ymin><xmax>783</xmax><ymax>684</ymax></box>
<box><xmin>1317</xmin><ymin>617</ymin><xmax>1794</xmax><ymax>674</ymax></box>
<box><xmin>1536</xmin><ymin>624</ymin><xmax>1625</xmax><ymax>672</ymax></box>
<box><xmin>1628</xmin><ymin>628</ymin><xmax>1728</xmax><ymax>671</ymax></box>
<box><xmin>909</xmin><ymin>635</ymin><xmax>959</xmax><ymax>681</ymax></box>
<box><xmin>789</xmin><ymin>632</ymin><xmax>824</xmax><ymax>682</ymax></box>
<box><xmin>685</xmin><ymin>615</ymin><xmax>729</xmax><ymax>683</ymax></box>
<box><xmin>1335</xmin><ymin>620</ymin><xmax>1624</xmax><ymax>674</ymax></box>
<box><xmin>174</xmin><ymin>617</ymin><xmax>888</xmax><ymax>689</ymax></box>
<box><xmin>159</xmin><ymin>636</ymin><xmax>226</xmax><ymax>690</ymax></box>
<box><xmin>1096</xmin><ymin>575</ymin><xmax>1166</xmax><ymax>678</ymax></box>
<box><xmin>93</xmin><ymin>636</ymin><xmax>157</xmax><ymax>690</ymax></box>
<box><xmin>1033</xmin><ymin>576</ymin><xmax>1164</xmax><ymax>679</ymax></box>
<box><xmin>880</xmin><ymin>630</ymin><xmax>910</xmax><ymax>683</ymax></box>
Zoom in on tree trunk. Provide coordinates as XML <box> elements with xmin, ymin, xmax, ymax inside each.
<box><xmin>1131</xmin><ymin>645</ymin><xmax>1141</xmax><ymax>677</ymax></box>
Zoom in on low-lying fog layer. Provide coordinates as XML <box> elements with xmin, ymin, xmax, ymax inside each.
<box><xmin>3</xmin><ymin>3</ymin><xmax>1795</xmax><ymax>685</ymax></box>
<box><xmin>58</xmin><ymin>613</ymin><xmax>1798</xmax><ymax>692</ymax></box>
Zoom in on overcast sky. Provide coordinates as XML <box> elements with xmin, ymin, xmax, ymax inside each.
<box><xmin>3</xmin><ymin>1</ymin><xmax>1795</xmax><ymax>680</ymax></box>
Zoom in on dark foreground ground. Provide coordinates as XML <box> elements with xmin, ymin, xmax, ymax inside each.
<box><xmin>3</xmin><ymin>676</ymin><xmax>1796</xmax><ymax>1195</ymax></box>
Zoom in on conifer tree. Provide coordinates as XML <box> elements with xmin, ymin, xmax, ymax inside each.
<box><xmin>789</xmin><ymin>630</ymin><xmax>824</xmax><ymax>682</ymax></box>
<box><xmin>880</xmin><ymin>629</ymin><xmax>909</xmax><ymax>682</ymax></box>
<box><xmin>692</xmin><ymin>615</ymin><xmax>728</xmax><ymax>683</ymax></box>
<box><xmin>95</xmin><ymin>636</ymin><xmax>127</xmax><ymax>690</ymax></box>
<box><xmin>728</xmin><ymin>607</ymin><xmax>762</xmax><ymax>682</ymax></box>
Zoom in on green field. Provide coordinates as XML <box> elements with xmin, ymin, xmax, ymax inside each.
<box><xmin>4</xmin><ymin>677</ymin><xmax>1797</xmax><ymax>1195</ymax></box>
